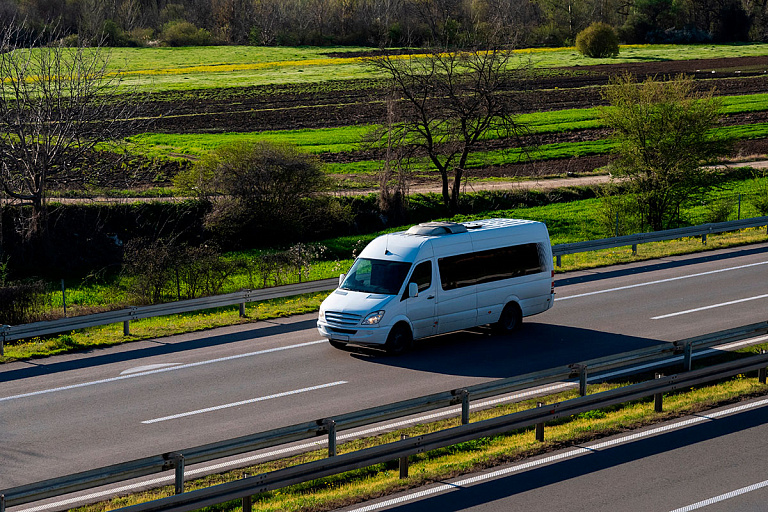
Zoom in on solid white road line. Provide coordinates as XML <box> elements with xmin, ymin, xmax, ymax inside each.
<box><xmin>120</xmin><ymin>363</ymin><xmax>181</xmax><ymax>375</ymax></box>
<box><xmin>141</xmin><ymin>381</ymin><xmax>348</xmax><ymax>424</ymax></box>
<box><xmin>555</xmin><ymin>260</ymin><xmax>768</xmax><ymax>302</ymax></box>
<box><xmin>652</xmin><ymin>294</ymin><xmax>768</xmax><ymax>320</ymax></box>
<box><xmin>0</xmin><ymin>340</ymin><xmax>328</xmax><ymax>403</ymax></box>
<box><xmin>668</xmin><ymin>479</ymin><xmax>768</xmax><ymax>512</ymax></box>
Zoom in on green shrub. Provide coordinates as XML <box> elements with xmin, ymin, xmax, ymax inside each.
<box><xmin>748</xmin><ymin>171</ymin><xmax>768</xmax><ymax>216</ymax></box>
<box><xmin>126</xmin><ymin>28</ymin><xmax>154</xmax><ymax>47</ymax></box>
<box><xmin>703</xmin><ymin>197</ymin><xmax>735</xmax><ymax>223</ymax></box>
<box><xmin>174</xmin><ymin>141</ymin><xmax>330</xmax><ymax>248</ymax></box>
<box><xmin>0</xmin><ymin>280</ymin><xmax>48</xmax><ymax>325</ymax></box>
<box><xmin>595</xmin><ymin>184</ymin><xmax>641</xmax><ymax>236</ymax></box>
<box><xmin>159</xmin><ymin>21</ymin><xmax>213</xmax><ymax>46</ymax></box>
<box><xmin>575</xmin><ymin>22</ymin><xmax>620</xmax><ymax>58</ymax></box>
<box><xmin>122</xmin><ymin>239</ymin><xmax>235</xmax><ymax>303</ymax></box>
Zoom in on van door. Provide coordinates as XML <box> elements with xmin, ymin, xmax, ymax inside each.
<box><xmin>404</xmin><ymin>260</ymin><xmax>437</xmax><ymax>339</ymax></box>
<box><xmin>434</xmin><ymin>254</ymin><xmax>478</xmax><ymax>334</ymax></box>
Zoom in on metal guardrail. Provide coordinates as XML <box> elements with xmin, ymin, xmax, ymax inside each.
<box><xmin>60</xmin><ymin>353</ymin><xmax>768</xmax><ymax>512</ymax></box>
<box><xmin>3</xmin><ymin>321</ymin><xmax>767</xmax><ymax>509</ymax></box>
<box><xmin>118</xmin><ymin>352</ymin><xmax>768</xmax><ymax>512</ymax></box>
<box><xmin>1</xmin><ymin>216</ymin><xmax>767</xmax><ymax>352</ymax></box>
<box><xmin>551</xmin><ymin>216</ymin><xmax>768</xmax><ymax>266</ymax></box>
<box><xmin>0</xmin><ymin>278</ymin><xmax>338</xmax><ymax>350</ymax></box>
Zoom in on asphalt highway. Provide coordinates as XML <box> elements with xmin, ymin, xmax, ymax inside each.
<box><xmin>1</xmin><ymin>242</ymin><xmax>767</xmax><ymax>492</ymax></box>
<box><xmin>336</xmin><ymin>396</ymin><xmax>768</xmax><ymax>512</ymax></box>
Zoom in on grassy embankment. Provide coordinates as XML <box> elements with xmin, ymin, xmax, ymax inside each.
<box><xmin>6</xmin><ymin>172</ymin><xmax>768</xmax><ymax>362</ymax></box>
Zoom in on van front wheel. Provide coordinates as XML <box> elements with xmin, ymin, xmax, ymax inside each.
<box><xmin>329</xmin><ymin>339</ymin><xmax>348</xmax><ymax>350</ymax></box>
<box><xmin>495</xmin><ymin>303</ymin><xmax>522</xmax><ymax>334</ymax></box>
<box><xmin>385</xmin><ymin>324</ymin><xmax>412</xmax><ymax>355</ymax></box>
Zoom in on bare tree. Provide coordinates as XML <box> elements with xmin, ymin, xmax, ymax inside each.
<box><xmin>368</xmin><ymin>47</ymin><xmax>529</xmax><ymax>213</ymax></box>
<box><xmin>376</xmin><ymin>96</ymin><xmax>415</xmax><ymax>225</ymax></box>
<box><xmin>0</xmin><ymin>22</ymin><xmax>144</xmax><ymax>241</ymax></box>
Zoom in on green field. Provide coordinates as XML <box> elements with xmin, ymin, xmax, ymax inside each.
<box><xmin>104</xmin><ymin>43</ymin><xmax>768</xmax><ymax>92</ymax></box>
<box><xmin>127</xmin><ymin>92</ymin><xmax>768</xmax><ymax>178</ymax></box>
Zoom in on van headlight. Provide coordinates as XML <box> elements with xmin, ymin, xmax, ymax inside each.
<box><xmin>318</xmin><ymin>310</ymin><xmax>325</xmax><ymax>322</ymax></box>
<box><xmin>362</xmin><ymin>310</ymin><xmax>385</xmax><ymax>325</ymax></box>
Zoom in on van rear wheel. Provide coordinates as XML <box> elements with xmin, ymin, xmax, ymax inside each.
<box><xmin>495</xmin><ymin>302</ymin><xmax>522</xmax><ymax>334</ymax></box>
<box><xmin>385</xmin><ymin>324</ymin><xmax>412</xmax><ymax>355</ymax></box>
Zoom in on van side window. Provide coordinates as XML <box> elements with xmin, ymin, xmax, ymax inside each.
<box><xmin>410</xmin><ymin>261</ymin><xmax>432</xmax><ymax>292</ymax></box>
<box><xmin>438</xmin><ymin>243</ymin><xmax>544</xmax><ymax>291</ymax></box>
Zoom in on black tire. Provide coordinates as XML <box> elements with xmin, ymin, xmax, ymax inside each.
<box><xmin>494</xmin><ymin>302</ymin><xmax>522</xmax><ymax>334</ymax></box>
<box><xmin>329</xmin><ymin>339</ymin><xmax>348</xmax><ymax>350</ymax></box>
<box><xmin>385</xmin><ymin>323</ymin><xmax>413</xmax><ymax>355</ymax></box>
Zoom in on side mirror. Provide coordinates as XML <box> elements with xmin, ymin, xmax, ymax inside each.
<box><xmin>338</xmin><ymin>273</ymin><xmax>346</xmax><ymax>287</ymax></box>
<box><xmin>408</xmin><ymin>282</ymin><xmax>419</xmax><ymax>298</ymax></box>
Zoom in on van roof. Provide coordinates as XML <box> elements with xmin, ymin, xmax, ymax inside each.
<box><xmin>358</xmin><ymin>218</ymin><xmax>547</xmax><ymax>262</ymax></box>
<box><xmin>405</xmin><ymin>218</ymin><xmax>541</xmax><ymax>237</ymax></box>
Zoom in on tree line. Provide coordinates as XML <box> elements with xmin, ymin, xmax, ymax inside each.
<box><xmin>0</xmin><ymin>0</ymin><xmax>759</xmax><ymax>48</ymax></box>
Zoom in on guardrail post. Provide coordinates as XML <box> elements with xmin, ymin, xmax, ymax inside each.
<box><xmin>631</xmin><ymin>244</ymin><xmax>637</xmax><ymax>255</ymax></box>
<box><xmin>654</xmin><ymin>373</ymin><xmax>664</xmax><ymax>412</ymax></box>
<box><xmin>239</xmin><ymin>303</ymin><xmax>246</xmax><ymax>317</ymax></box>
<box><xmin>62</xmin><ymin>279</ymin><xmax>68</xmax><ymax>318</ymax></box>
<box><xmin>683</xmin><ymin>342</ymin><xmax>693</xmax><ymax>372</ymax></box>
<box><xmin>460</xmin><ymin>389</ymin><xmax>470</xmax><ymax>425</ymax></box>
<box><xmin>172</xmin><ymin>453</ymin><xmax>185</xmax><ymax>494</ymax></box>
<box><xmin>556</xmin><ymin>255</ymin><xmax>562</xmax><ymax>267</ymax></box>
<box><xmin>323</xmin><ymin>419</ymin><xmax>337</xmax><ymax>457</ymax></box>
<box><xmin>123</xmin><ymin>320</ymin><xmax>130</xmax><ymax>336</ymax></box>
<box><xmin>1</xmin><ymin>493</ymin><xmax>5</xmax><ymax>512</ymax></box>
<box><xmin>399</xmin><ymin>434</ymin><xmax>409</xmax><ymax>479</ymax></box>
<box><xmin>242</xmin><ymin>474</ymin><xmax>252</xmax><ymax>512</ymax></box>
<box><xmin>0</xmin><ymin>325</ymin><xmax>8</xmax><ymax>357</ymax></box>
<box><xmin>569</xmin><ymin>364</ymin><xmax>588</xmax><ymax>396</ymax></box>
<box><xmin>702</xmin><ymin>233</ymin><xmax>707</xmax><ymax>245</ymax></box>
<box><xmin>535</xmin><ymin>402</ymin><xmax>545</xmax><ymax>442</ymax></box>
<box><xmin>760</xmin><ymin>350</ymin><xmax>767</xmax><ymax>384</ymax></box>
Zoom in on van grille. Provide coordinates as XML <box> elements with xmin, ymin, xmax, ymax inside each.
<box><xmin>324</xmin><ymin>311</ymin><xmax>362</xmax><ymax>327</ymax></box>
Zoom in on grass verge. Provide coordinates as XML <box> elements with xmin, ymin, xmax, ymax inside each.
<box><xmin>74</xmin><ymin>368</ymin><xmax>768</xmax><ymax>512</ymax></box>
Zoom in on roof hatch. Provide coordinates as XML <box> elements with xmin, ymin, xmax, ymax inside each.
<box><xmin>406</xmin><ymin>221</ymin><xmax>469</xmax><ymax>236</ymax></box>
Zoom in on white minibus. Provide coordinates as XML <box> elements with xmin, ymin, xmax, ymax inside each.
<box><xmin>317</xmin><ymin>218</ymin><xmax>555</xmax><ymax>353</ymax></box>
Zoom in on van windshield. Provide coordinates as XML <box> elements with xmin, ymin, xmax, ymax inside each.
<box><xmin>340</xmin><ymin>258</ymin><xmax>412</xmax><ymax>295</ymax></box>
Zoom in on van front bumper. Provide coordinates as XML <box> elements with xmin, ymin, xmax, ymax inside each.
<box><xmin>317</xmin><ymin>322</ymin><xmax>389</xmax><ymax>346</ymax></box>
